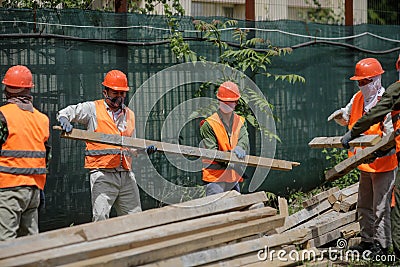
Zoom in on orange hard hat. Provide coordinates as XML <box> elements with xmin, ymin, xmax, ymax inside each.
<box><xmin>396</xmin><ymin>55</ymin><xmax>400</xmax><ymax>71</ymax></box>
<box><xmin>350</xmin><ymin>58</ymin><xmax>384</xmax><ymax>81</ymax></box>
<box><xmin>2</xmin><ymin>65</ymin><xmax>34</xmax><ymax>92</ymax></box>
<box><xmin>102</xmin><ymin>70</ymin><xmax>129</xmax><ymax>91</ymax></box>
<box><xmin>216</xmin><ymin>81</ymin><xmax>240</xmax><ymax>101</ymax></box>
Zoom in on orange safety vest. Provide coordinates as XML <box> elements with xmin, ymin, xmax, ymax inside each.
<box><xmin>202</xmin><ymin>112</ymin><xmax>245</xmax><ymax>183</ymax></box>
<box><xmin>0</xmin><ymin>104</ymin><xmax>49</xmax><ymax>190</ymax></box>
<box><xmin>348</xmin><ymin>91</ymin><xmax>397</xmax><ymax>172</ymax></box>
<box><xmin>85</xmin><ymin>100</ymin><xmax>135</xmax><ymax>170</ymax></box>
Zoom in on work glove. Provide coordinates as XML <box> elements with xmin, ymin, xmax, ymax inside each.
<box><xmin>373</xmin><ymin>147</ymin><xmax>395</xmax><ymax>158</ymax></box>
<box><xmin>327</xmin><ymin>109</ymin><xmax>347</xmax><ymax>126</ymax></box>
<box><xmin>59</xmin><ymin>117</ymin><xmax>73</xmax><ymax>133</ymax></box>
<box><xmin>233</xmin><ymin>146</ymin><xmax>246</xmax><ymax>159</ymax></box>
<box><xmin>341</xmin><ymin>131</ymin><xmax>354</xmax><ymax>149</ymax></box>
<box><xmin>145</xmin><ymin>145</ymin><xmax>157</xmax><ymax>155</ymax></box>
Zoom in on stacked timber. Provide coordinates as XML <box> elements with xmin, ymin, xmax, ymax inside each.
<box><xmin>0</xmin><ymin>184</ymin><xmax>362</xmax><ymax>267</ymax></box>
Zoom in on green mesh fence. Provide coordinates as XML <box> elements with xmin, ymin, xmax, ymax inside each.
<box><xmin>0</xmin><ymin>8</ymin><xmax>400</xmax><ymax>231</ymax></box>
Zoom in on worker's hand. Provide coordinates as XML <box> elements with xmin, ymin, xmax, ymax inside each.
<box><xmin>327</xmin><ymin>109</ymin><xmax>343</xmax><ymax>121</ymax></box>
<box><xmin>146</xmin><ymin>145</ymin><xmax>157</xmax><ymax>155</ymax></box>
<box><xmin>59</xmin><ymin>117</ymin><xmax>73</xmax><ymax>133</ymax></box>
<box><xmin>341</xmin><ymin>131</ymin><xmax>354</xmax><ymax>149</ymax></box>
<box><xmin>233</xmin><ymin>146</ymin><xmax>246</xmax><ymax>159</ymax></box>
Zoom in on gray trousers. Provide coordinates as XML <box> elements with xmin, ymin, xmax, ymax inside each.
<box><xmin>205</xmin><ymin>182</ymin><xmax>240</xmax><ymax>196</ymax></box>
<box><xmin>0</xmin><ymin>186</ymin><xmax>40</xmax><ymax>241</ymax></box>
<box><xmin>358</xmin><ymin>169</ymin><xmax>396</xmax><ymax>248</ymax></box>
<box><xmin>90</xmin><ymin>169</ymin><xmax>142</xmax><ymax>221</ymax></box>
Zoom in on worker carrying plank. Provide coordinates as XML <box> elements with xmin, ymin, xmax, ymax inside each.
<box><xmin>56</xmin><ymin>69</ymin><xmax>157</xmax><ymax>222</ymax></box>
<box><xmin>0</xmin><ymin>65</ymin><xmax>50</xmax><ymax>241</ymax></box>
<box><xmin>200</xmin><ymin>81</ymin><xmax>249</xmax><ymax>196</ymax></box>
<box><xmin>328</xmin><ymin>58</ymin><xmax>397</xmax><ymax>258</ymax></box>
<box><xmin>341</xmin><ymin>55</ymin><xmax>400</xmax><ymax>262</ymax></box>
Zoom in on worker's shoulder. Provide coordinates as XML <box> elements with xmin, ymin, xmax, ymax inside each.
<box><xmin>386</xmin><ymin>81</ymin><xmax>400</xmax><ymax>93</ymax></box>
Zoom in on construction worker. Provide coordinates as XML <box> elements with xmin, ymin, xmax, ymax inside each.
<box><xmin>200</xmin><ymin>81</ymin><xmax>249</xmax><ymax>196</ymax></box>
<box><xmin>342</xmin><ymin>55</ymin><xmax>400</xmax><ymax>260</ymax></box>
<box><xmin>0</xmin><ymin>65</ymin><xmax>50</xmax><ymax>241</ymax></box>
<box><xmin>329</xmin><ymin>58</ymin><xmax>397</xmax><ymax>256</ymax></box>
<box><xmin>56</xmin><ymin>70</ymin><xmax>157</xmax><ymax>221</ymax></box>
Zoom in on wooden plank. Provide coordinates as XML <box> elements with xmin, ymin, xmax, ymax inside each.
<box><xmin>308</xmin><ymin>135</ymin><xmax>381</xmax><ymax>148</ymax></box>
<box><xmin>332</xmin><ymin>201</ymin><xmax>341</xmax><ymax>212</ymax></box>
<box><xmin>53</xmin><ymin>126</ymin><xmax>299</xmax><ymax>171</ymax></box>
<box><xmin>306</xmin><ymin>222</ymin><xmax>359</xmax><ymax>248</ymax></box>
<box><xmin>325</xmin><ymin>132</ymin><xmax>395</xmax><ymax>181</ymax></box>
<box><xmin>340</xmin><ymin>193</ymin><xmax>358</xmax><ymax>212</ymax></box>
<box><xmin>302</xmin><ymin>187</ymin><xmax>340</xmax><ymax>208</ymax></box>
<box><xmin>282</xmin><ymin>199</ymin><xmax>332</xmax><ymax>231</ymax></box>
<box><xmin>0</xmin><ymin>207</ymin><xmax>277</xmax><ymax>267</ymax></box>
<box><xmin>341</xmin><ymin>222</ymin><xmax>360</xmax><ymax>239</ymax></box>
<box><xmin>327</xmin><ymin>191</ymin><xmax>340</xmax><ymax>205</ymax></box>
<box><xmin>142</xmin><ymin>229</ymin><xmax>309</xmax><ymax>267</ymax></box>
<box><xmin>278</xmin><ymin>197</ymin><xmax>289</xmax><ymax>217</ymax></box>
<box><xmin>338</xmin><ymin>182</ymin><xmax>359</xmax><ymax>201</ymax></box>
<box><xmin>290</xmin><ymin>210</ymin><xmax>357</xmax><ymax>243</ymax></box>
<box><xmin>0</xmin><ymin>191</ymin><xmax>263</xmax><ymax>260</ymax></box>
<box><xmin>57</xmin><ymin>215</ymin><xmax>286</xmax><ymax>267</ymax></box>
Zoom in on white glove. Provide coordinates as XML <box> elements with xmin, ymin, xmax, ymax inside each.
<box><xmin>327</xmin><ymin>109</ymin><xmax>348</xmax><ymax>126</ymax></box>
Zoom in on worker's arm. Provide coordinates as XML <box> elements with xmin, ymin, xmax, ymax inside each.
<box><xmin>200</xmin><ymin>120</ymin><xmax>218</xmax><ymax>150</ymax></box>
<box><xmin>236</xmin><ymin>120</ymin><xmax>250</xmax><ymax>154</ymax></box>
<box><xmin>351</xmin><ymin>82</ymin><xmax>400</xmax><ymax>137</ymax></box>
<box><xmin>56</xmin><ymin>101</ymin><xmax>97</xmax><ymax>130</ymax></box>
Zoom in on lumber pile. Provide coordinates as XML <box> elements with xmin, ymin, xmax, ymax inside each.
<box><xmin>0</xmin><ymin>184</ymin><xmax>362</xmax><ymax>267</ymax></box>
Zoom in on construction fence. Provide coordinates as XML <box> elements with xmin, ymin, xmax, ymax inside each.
<box><xmin>0</xmin><ymin>8</ymin><xmax>399</xmax><ymax>231</ymax></box>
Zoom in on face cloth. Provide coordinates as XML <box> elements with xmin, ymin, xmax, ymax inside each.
<box><xmin>104</xmin><ymin>92</ymin><xmax>125</xmax><ymax>110</ymax></box>
<box><xmin>219</xmin><ymin>101</ymin><xmax>236</xmax><ymax>113</ymax></box>
<box><xmin>359</xmin><ymin>75</ymin><xmax>383</xmax><ymax>112</ymax></box>
<box><xmin>5</xmin><ymin>89</ymin><xmax>34</xmax><ymax>112</ymax></box>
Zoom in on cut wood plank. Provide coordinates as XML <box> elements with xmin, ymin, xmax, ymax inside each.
<box><xmin>302</xmin><ymin>187</ymin><xmax>339</xmax><ymax>208</ymax></box>
<box><xmin>0</xmin><ymin>207</ymin><xmax>277</xmax><ymax>267</ymax></box>
<box><xmin>332</xmin><ymin>201</ymin><xmax>341</xmax><ymax>212</ymax></box>
<box><xmin>305</xmin><ymin>222</ymin><xmax>359</xmax><ymax>248</ymax></box>
<box><xmin>278</xmin><ymin>197</ymin><xmax>289</xmax><ymax>217</ymax></box>
<box><xmin>325</xmin><ymin>131</ymin><xmax>395</xmax><ymax>181</ymax></box>
<box><xmin>142</xmin><ymin>229</ymin><xmax>309</xmax><ymax>267</ymax></box>
<box><xmin>338</xmin><ymin>182</ymin><xmax>359</xmax><ymax>201</ymax></box>
<box><xmin>308</xmin><ymin>135</ymin><xmax>381</xmax><ymax>148</ymax></box>
<box><xmin>340</xmin><ymin>193</ymin><xmax>358</xmax><ymax>212</ymax></box>
<box><xmin>0</xmin><ymin>191</ymin><xmax>263</xmax><ymax>260</ymax></box>
<box><xmin>57</xmin><ymin>215</ymin><xmax>286</xmax><ymax>267</ymax></box>
<box><xmin>291</xmin><ymin>210</ymin><xmax>357</xmax><ymax>239</ymax></box>
<box><xmin>282</xmin><ymin>199</ymin><xmax>332</xmax><ymax>231</ymax></box>
<box><xmin>328</xmin><ymin>191</ymin><xmax>341</xmax><ymax>205</ymax></box>
<box><xmin>347</xmin><ymin>237</ymin><xmax>362</xmax><ymax>248</ymax></box>
<box><xmin>53</xmin><ymin>126</ymin><xmax>299</xmax><ymax>171</ymax></box>
<box><xmin>341</xmin><ymin>222</ymin><xmax>360</xmax><ymax>239</ymax></box>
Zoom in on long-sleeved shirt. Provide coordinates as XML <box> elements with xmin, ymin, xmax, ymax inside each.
<box><xmin>57</xmin><ymin>100</ymin><xmax>136</xmax><ymax>138</ymax></box>
<box><xmin>351</xmin><ymin>82</ymin><xmax>400</xmax><ymax>137</ymax></box>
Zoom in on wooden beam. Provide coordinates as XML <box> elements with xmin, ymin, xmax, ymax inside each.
<box><xmin>1</xmin><ymin>207</ymin><xmax>277</xmax><ymax>267</ymax></box>
<box><xmin>345</xmin><ymin>0</ymin><xmax>353</xmax><ymax>26</ymax></box>
<box><xmin>338</xmin><ymin>182</ymin><xmax>359</xmax><ymax>201</ymax></box>
<box><xmin>340</xmin><ymin>193</ymin><xmax>358</xmax><ymax>212</ymax></box>
<box><xmin>0</xmin><ymin>191</ymin><xmax>265</xmax><ymax>260</ymax></box>
<box><xmin>308</xmin><ymin>135</ymin><xmax>381</xmax><ymax>148</ymax></box>
<box><xmin>306</xmin><ymin>222</ymin><xmax>359</xmax><ymax>248</ymax></box>
<box><xmin>142</xmin><ymin>229</ymin><xmax>309</xmax><ymax>267</ymax></box>
<box><xmin>278</xmin><ymin>197</ymin><xmax>289</xmax><ymax>217</ymax></box>
<box><xmin>325</xmin><ymin>132</ymin><xmax>395</xmax><ymax>181</ymax></box>
<box><xmin>302</xmin><ymin>187</ymin><xmax>339</xmax><ymax>208</ymax></box>
<box><xmin>53</xmin><ymin>126</ymin><xmax>299</xmax><ymax>171</ymax></box>
<box><xmin>56</xmin><ymin>215</ymin><xmax>286</xmax><ymax>267</ymax></box>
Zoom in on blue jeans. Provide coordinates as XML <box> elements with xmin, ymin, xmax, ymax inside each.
<box><xmin>205</xmin><ymin>182</ymin><xmax>240</xmax><ymax>196</ymax></box>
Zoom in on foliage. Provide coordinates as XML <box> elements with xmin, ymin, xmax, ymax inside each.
<box><xmin>183</xmin><ymin>19</ymin><xmax>304</xmax><ymax>141</ymax></box>
<box><xmin>322</xmin><ymin>148</ymin><xmax>359</xmax><ymax>189</ymax></box>
<box><xmin>368</xmin><ymin>0</ymin><xmax>400</xmax><ymax>25</ymax></box>
<box><xmin>302</xmin><ymin>0</ymin><xmax>344</xmax><ymax>25</ymax></box>
<box><xmin>1</xmin><ymin>0</ymin><xmax>93</xmax><ymax>9</ymax></box>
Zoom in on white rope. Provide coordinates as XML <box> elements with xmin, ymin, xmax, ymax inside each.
<box><xmin>1</xmin><ymin>20</ymin><xmax>399</xmax><ymax>43</ymax></box>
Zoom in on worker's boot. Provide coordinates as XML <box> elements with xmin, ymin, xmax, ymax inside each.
<box><xmin>349</xmin><ymin>241</ymin><xmax>373</xmax><ymax>253</ymax></box>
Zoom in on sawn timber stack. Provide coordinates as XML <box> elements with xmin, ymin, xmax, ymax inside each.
<box><xmin>53</xmin><ymin>126</ymin><xmax>299</xmax><ymax>171</ymax></box>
